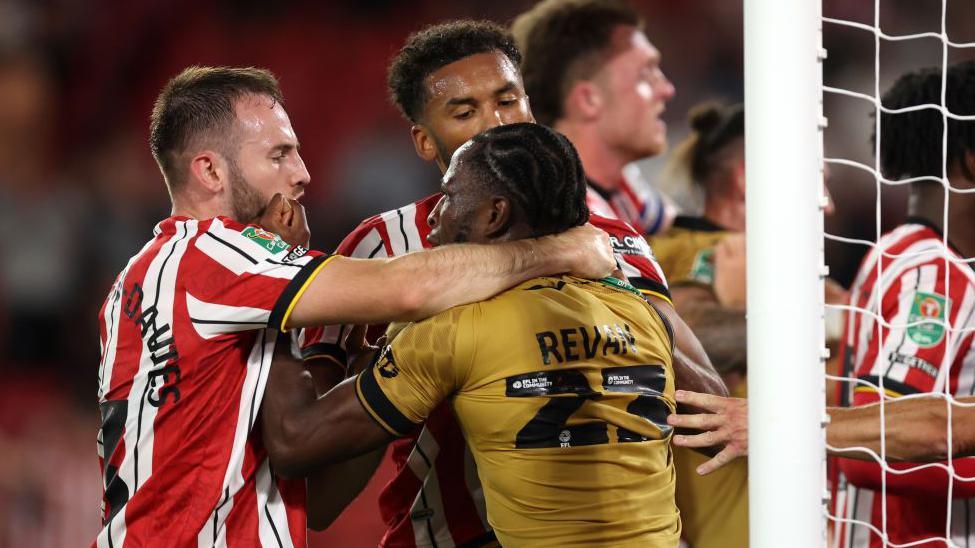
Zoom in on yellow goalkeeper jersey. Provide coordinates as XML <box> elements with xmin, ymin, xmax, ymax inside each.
<box><xmin>356</xmin><ymin>276</ymin><xmax>679</xmax><ymax>547</ymax></box>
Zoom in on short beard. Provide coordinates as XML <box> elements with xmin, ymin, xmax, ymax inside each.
<box><xmin>430</xmin><ymin>132</ymin><xmax>454</xmax><ymax>172</ymax></box>
<box><xmin>228</xmin><ymin>159</ymin><xmax>267</xmax><ymax>224</ymax></box>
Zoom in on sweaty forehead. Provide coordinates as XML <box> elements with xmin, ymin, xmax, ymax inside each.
<box><xmin>423</xmin><ymin>51</ymin><xmax>521</xmax><ymax>106</ymax></box>
<box><xmin>234</xmin><ymin>94</ymin><xmax>297</xmax><ymax>145</ymax></box>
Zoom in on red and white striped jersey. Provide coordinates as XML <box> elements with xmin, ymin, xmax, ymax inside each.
<box><xmin>586</xmin><ymin>169</ymin><xmax>678</xmax><ymax>237</ymax></box>
<box><xmin>300</xmin><ymin>191</ymin><xmax>670</xmax><ymax>548</ymax></box>
<box><xmin>831</xmin><ymin>218</ymin><xmax>975</xmax><ymax>548</ymax></box>
<box><xmin>95</xmin><ymin>215</ymin><xmax>330</xmax><ymax>547</ymax></box>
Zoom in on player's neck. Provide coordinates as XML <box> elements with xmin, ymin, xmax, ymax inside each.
<box><xmin>171</xmin><ymin>193</ymin><xmax>233</xmax><ymax>222</ymax></box>
<box><xmin>909</xmin><ymin>184</ymin><xmax>975</xmax><ymax>258</ymax></box>
<box><xmin>555</xmin><ymin>120</ymin><xmax>627</xmax><ymax>193</ymax></box>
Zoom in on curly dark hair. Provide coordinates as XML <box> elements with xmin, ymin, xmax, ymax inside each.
<box><xmin>387</xmin><ymin>20</ymin><xmax>522</xmax><ymax>123</ymax></box>
<box><xmin>461</xmin><ymin>122</ymin><xmax>590</xmax><ymax>237</ymax></box>
<box><xmin>512</xmin><ymin>0</ymin><xmax>642</xmax><ymax>126</ymax></box>
<box><xmin>878</xmin><ymin>60</ymin><xmax>975</xmax><ymax>181</ymax></box>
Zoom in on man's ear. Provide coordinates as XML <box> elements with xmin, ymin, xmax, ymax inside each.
<box><xmin>563</xmin><ymin>80</ymin><xmax>603</xmax><ymax>121</ymax></box>
<box><xmin>483</xmin><ymin>196</ymin><xmax>513</xmax><ymax>239</ymax></box>
<box><xmin>188</xmin><ymin>151</ymin><xmax>227</xmax><ymax>194</ymax></box>
<box><xmin>411</xmin><ymin>125</ymin><xmax>439</xmax><ymax>163</ymax></box>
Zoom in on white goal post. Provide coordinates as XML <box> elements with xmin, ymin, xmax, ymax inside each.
<box><xmin>744</xmin><ymin>0</ymin><xmax>828</xmax><ymax>545</ymax></box>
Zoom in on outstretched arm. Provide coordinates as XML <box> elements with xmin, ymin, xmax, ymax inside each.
<box><xmin>667</xmin><ymin>391</ymin><xmax>975</xmax><ymax>475</ymax></box>
<box><xmin>261</xmin><ymin>349</ymin><xmax>393</xmax><ymax>478</ymax></box>
<box><xmin>283</xmin><ymin>223</ymin><xmax>614</xmax><ymax>329</ymax></box>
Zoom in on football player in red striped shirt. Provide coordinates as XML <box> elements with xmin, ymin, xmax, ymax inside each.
<box><xmin>94</xmin><ymin>65</ymin><xmax>615</xmax><ymax>548</ymax></box>
<box><xmin>287</xmin><ymin>19</ymin><xmax>724</xmax><ymax>548</ymax></box>
<box><xmin>665</xmin><ymin>60</ymin><xmax>975</xmax><ymax>548</ymax></box>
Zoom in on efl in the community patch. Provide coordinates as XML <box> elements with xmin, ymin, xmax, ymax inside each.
<box><xmin>242</xmin><ymin>227</ymin><xmax>291</xmax><ymax>255</ymax></box>
<box><xmin>907</xmin><ymin>291</ymin><xmax>950</xmax><ymax>347</ymax></box>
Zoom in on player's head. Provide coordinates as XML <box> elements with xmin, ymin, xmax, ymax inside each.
<box><xmin>427</xmin><ymin>122</ymin><xmax>589</xmax><ymax>246</ymax></box>
<box><xmin>150</xmin><ymin>66</ymin><xmax>309</xmax><ymax>223</ymax></box>
<box><xmin>513</xmin><ymin>0</ymin><xmax>674</xmax><ymax>161</ymax></box>
<box><xmin>878</xmin><ymin>60</ymin><xmax>975</xmax><ymax>189</ymax></box>
<box><xmin>669</xmin><ymin>102</ymin><xmax>745</xmax><ymax>199</ymax></box>
<box><xmin>387</xmin><ymin>20</ymin><xmax>533</xmax><ymax>173</ymax></box>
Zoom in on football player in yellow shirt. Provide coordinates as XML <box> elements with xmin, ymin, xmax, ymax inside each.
<box><xmin>267</xmin><ymin>122</ymin><xmax>682</xmax><ymax>546</ymax></box>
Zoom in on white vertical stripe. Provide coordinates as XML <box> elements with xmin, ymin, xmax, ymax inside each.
<box><xmin>99</xmin><ymin>239</ymin><xmax>155</xmax><ymax>402</ymax></box>
<box><xmin>847</xmin><ymin>485</ymin><xmax>873</xmax><ymax>548</ymax></box>
<box><xmin>385</xmin><ymin>211</ymin><xmax>408</xmax><ymax>256</ymax></box>
<box><xmin>350</xmin><ymin>226</ymin><xmax>387</xmax><ymax>258</ymax></box>
<box><xmin>868</xmin><ymin>268</ymin><xmax>918</xmax><ymax>378</ymax></box>
<box><xmin>950</xmin><ymin>287</ymin><xmax>975</xmax><ymax>396</ymax></box>
<box><xmin>950</xmin><ymin>497</ymin><xmax>975</xmax><ymax>546</ymax></box>
<box><xmin>110</xmin><ymin>219</ymin><xmax>196</xmax><ymax>548</ymax></box>
<box><xmin>98</xmin><ymin>278</ymin><xmax>125</xmax><ymax>401</ymax></box>
<box><xmin>256</xmin><ymin>460</ymin><xmax>295</xmax><ymax>548</ymax></box>
<box><xmin>401</xmin><ymin>207</ymin><xmax>425</xmax><ymax>251</ymax></box>
<box><xmin>200</xmin><ymin>327</ymin><xmax>278</xmax><ymax>542</ymax></box>
<box><xmin>406</xmin><ymin>428</ymin><xmax>456</xmax><ymax>548</ymax></box>
<box><xmin>462</xmin><ymin>443</ymin><xmax>490</xmax><ymax>530</ymax></box>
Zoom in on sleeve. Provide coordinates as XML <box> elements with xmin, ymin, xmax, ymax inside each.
<box><xmin>615</xmin><ymin>164</ymin><xmax>678</xmax><ymax>236</ymax></box>
<box><xmin>298</xmin><ymin>220</ymin><xmax>390</xmax><ymax>368</ymax></box>
<box><xmin>590</xmin><ymin>213</ymin><xmax>672</xmax><ymax>303</ymax></box>
<box><xmin>852</xmin><ymin>262</ymin><xmax>959</xmax><ymax>400</ymax></box>
<box><xmin>354</xmin><ymin>306</ymin><xmax>475</xmax><ymax>436</ymax></box>
<box><xmin>183</xmin><ymin>218</ymin><xmax>333</xmax><ymax>335</ymax></box>
<box><xmin>840</xmin><ymin>261</ymin><xmax>975</xmax><ymax>496</ymax></box>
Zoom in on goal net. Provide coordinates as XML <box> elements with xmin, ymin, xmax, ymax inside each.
<box><xmin>746</xmin><ymin>0</ymin><xmax>975</xmax><ymax>546</ymax></box>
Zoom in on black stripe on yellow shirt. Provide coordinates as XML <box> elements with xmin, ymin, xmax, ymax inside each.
<box><xmin>631</xmin><ymin>277</ymin><xmax>672</xmax><ymax>303</ymax></box>
<box><xmin>355</xmin><ymin>368</ymin><xmax>416</xmax><ymax>436</ymax></box>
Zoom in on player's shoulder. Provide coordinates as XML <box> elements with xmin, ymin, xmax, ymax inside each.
<box><xmin>336</xmin><ymin>193</ymin><xmax>442</xmax><ymax>257</ymax></box>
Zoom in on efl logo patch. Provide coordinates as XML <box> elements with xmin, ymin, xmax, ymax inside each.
<box><xmin>242</xmin><ymin>227</ymin><xmax>290</xmax><ymax>255</ymax></box>
<box><xmin>689</xmin><ymin>248</ymin><xmax>715</xmax><ymax>285</ymax></box>
<box><xmin>907</xmin><ymin>291</ymin><xmax>950</xmax><ymax>348</ymax></box>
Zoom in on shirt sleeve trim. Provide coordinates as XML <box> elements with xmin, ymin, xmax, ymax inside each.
<box><xmin>354</xmin><ymin>368</ymin><xmax>416</xmax><ymax>437</ymax></box>
<box><xmin>635</xmin><ymin>284</ymin><xmax>673</xmax><ymax>305</ymax></box>
<box><xmin>268</xmin><ymin>254</ymin><xmax>335</xmax><ymax>332</ymax></box>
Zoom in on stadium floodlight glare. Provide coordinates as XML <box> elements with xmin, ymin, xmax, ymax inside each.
<box><xmin>745</xmin><ymin>0</ymin><xmax>828</xmax><ymax>546</ymax></box>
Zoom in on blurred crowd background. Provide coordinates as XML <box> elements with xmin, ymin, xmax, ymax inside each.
<box><xmin>1</xmin><ymin>0</ymin><xmax>973</xmax><ymax>545</ymax></box>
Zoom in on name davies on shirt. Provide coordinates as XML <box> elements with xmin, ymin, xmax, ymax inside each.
<box><xmin>535</xmin><ymin>323</ymin><xmax>639</xmax><ymax>366</ymax></box>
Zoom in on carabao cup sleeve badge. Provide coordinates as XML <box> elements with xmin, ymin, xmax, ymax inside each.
<box><xmin>907</xmin><ymin>291</ymin><xmax>950</xmax><ymax>347</ymax></box>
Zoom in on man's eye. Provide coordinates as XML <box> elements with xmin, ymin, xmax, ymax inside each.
<box><xmin>454</xmin><ymin>110</ymin><xmax>474</xmax><ymax>120</ymax></box>
<box><xmin>499</xmin><ymin>98</ymin><xmax>518</xmax><ymax>106</ymax></box>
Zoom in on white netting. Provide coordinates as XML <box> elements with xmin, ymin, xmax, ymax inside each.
<box><xmin>822</xmin><ymin>1</ymin><xmax>975</xmax><ymax>546</ymax></box>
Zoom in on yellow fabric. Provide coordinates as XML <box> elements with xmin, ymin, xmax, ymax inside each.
<box><xmin>358</xmin><ymin>276</ymin><xmax>679</xmax><ymax>547</ymax></box>
<box><xmin>651</xmin><ymin>220</ymin><xmax>748</xmax><ymax>547</ymax></box>
<box><xmin>648</xmin><ymin>223</ymin><xmax>731</xmax><ymax>289</ymax></box>
<box><xmin>674</xmin><ymin>383</ymin><xmax>749</xmax><ymax>548</ymax></box>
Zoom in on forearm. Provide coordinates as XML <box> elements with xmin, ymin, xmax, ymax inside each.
<box><xmin>262</xmin><ymin>351</ymin><xmax>392</xmax><ymax>477</ymax></box>
<box><xmin>382</xmin><ymin>237</ymin><xmax>571</xmax><ymax>320</ymax></box>
<box><xmin>827</xmin><ymin>397</ymin><xmax>975</xmax><ymax>462</ymax></box>
<box><xmin>675</xmin><ymin>297</ymin><xmax>746</xmax><ymax>375</ymax></box>
<box><xmin>288</xmin><ymin>236</ymin><xmax>582</xmax><ymax>329</ymax></box>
